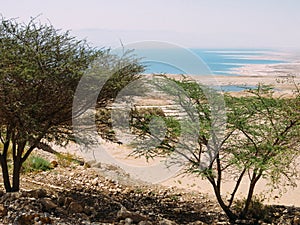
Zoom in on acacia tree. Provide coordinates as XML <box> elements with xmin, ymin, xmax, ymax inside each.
<box><xmin>0</xmin><ymin>17</ymin><xmax>144</xmax><ymax>192</ymax></box>
<box><xmin>129</xmin><ymin>76</ymin><xmax>300</xmax><ymax>222</ymax></box>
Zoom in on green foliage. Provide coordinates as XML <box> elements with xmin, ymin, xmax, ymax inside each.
<box><xmin>0</xmin><ymin>16</ymin><xmax>100</xmax><ymax>191</ymax></box>
<box><xmin>22</xmin><ymin>155</ymin><xmax>52</xmax><ymax>173</ymax></box>
<box><xmin>96</xmin><ymin>50</ymin><xmax>145</xmax><ymax>107</ymax></box>
<box><xmin>130</xmin><ymin>76</ymin><xmax>300</xmax><ymax>221</ymax></box>
<box><xmin>225</xmin><ymin>85</ymin><xmax>300</xmax><ymax>183</ymax></box>
<box><xmin>129</xmin><ymin>107</ymin><xmax>181</xmax><ymax>159</ymax></box>
<box><xmin>0</xmin><ymin>17</ymin><xmax>100</xmax><ymax>151</ymax></box>
<box><xmin>130</xmin><ymin>107</ymin><xmax>180</xmax><ymax>136</ymax></box>
<box><xmin>0</xmin><ymin>16</ymin><xmax>143</xmax><ymax>192</ymax></box>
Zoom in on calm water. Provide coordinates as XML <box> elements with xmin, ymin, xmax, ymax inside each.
<box><xmin>136</xmin><ymin>49</ymin><xmax>285</xmax><ymax>91</ymax></box>
<box><xmin>140</xmin><ymin>49</ymin><xmax>285</xmax><ymax>76</ymax></box>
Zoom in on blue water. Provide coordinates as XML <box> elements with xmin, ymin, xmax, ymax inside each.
<box><xmin>217</xmin><ymin>85</ymin><xmax>257</xmax><ymax>92</ymax></box>
<box><xmin>140</xmin><ymin>49</ymin><xmax>286</xmax><ymax>76</ymax></box>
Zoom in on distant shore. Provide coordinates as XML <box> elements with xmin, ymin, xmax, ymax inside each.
<box><xmin>156</xmin><ymin>50</ymin><xmax>300</xmax><ymax>94</ymax></box>
<box><xmin>158</xmin><ymin>59</ymin><xmax>300</xmax><ymax>96</ymax></box>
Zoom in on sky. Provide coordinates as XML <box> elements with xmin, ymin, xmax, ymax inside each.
<box><xmin>1</xmin><ymin>0</ymin><xmax>300</xmax><ymax>49</ymax></box>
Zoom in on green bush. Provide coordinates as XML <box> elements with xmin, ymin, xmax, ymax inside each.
<box><xmin>22</xmin><ymin>156</ymin><xmax>53</xmax><ymax>173</ymax></box>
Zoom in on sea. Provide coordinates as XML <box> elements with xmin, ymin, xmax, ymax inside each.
<box><xmin>134</xmin><ymin>48</ymin><xmax>286</xmax><ymax>91</ymax></box>
<box><xmin>141</xmin><ymin>49</ymin><xmax>285</xmax><ymax>75</ymax></box>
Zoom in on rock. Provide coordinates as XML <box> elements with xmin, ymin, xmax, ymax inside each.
<box><xmin>26</xmin><ymin>188</ymin><xmax>47</xmax><ymax>198</ymax></box>
<box><xmin>92</xmin><ymin>162</ymin><xmax>102</xmax><ymax>168</ymax></box>
<box><xmin>68</xmin><ymin>201</ymin><xmax>84</xmax><ymax>213</ymax></box>
<box><xmin>57</xmin><ymin>196</ymin><xmax>65</xmax><ymax>206</ymax></box>
<box><xmin>158</xmin><ymin>218</ymin><xmax>178</xmax><ymax>225</ymax></box>
<box><xmin>2</xmin><ymin>192</ymin><xmax>22</xmax><ymax>201</ymax></box>
<box><xmin>64</xmin><ymin>196</ymin><xmax>73</xmax><ymax>207</ymax></box>
<box><xmin>117</xmin><ymin>206</ymin><xmax>148</xmax><ymax>223</ymax></box>
<box><xmin>51</xmin><ymin>160</ymin><xmax>58</xmax><ymax>167</ymax></box>
<box><xmin>91</xmin><ymin>177</ymin><xmax>99</xmax><ymax>185</ymax></box>
<box><xmin>13</xmin><ymin>213</ymin><xmax>53</xmax><ymax>225</ymax></box>
<box><xmin>84</xmin><ymin>206</ymin><xmax>94</xmax><ymax>215</ymax></box>
<box><xmin>84</xmin><ymin>160</ymin><xmax>96</xmax><ymax>168</ymax></box>
<box><xmin>138</xmin><ymin>221</ymin><xmax>153</xmax><ymax>225</ymax></box>
<box><xmin>38</xmin><ymin>214</ymin><xmax>53</xmax><ymax>224</ymax></box>
<box><xmin>190</xmin><ymin>221</ymin><xmax>208</xmax><ymax>225</ymax></box>
<box><xmin>40</xmin><ymin>198</ymin><xmax>57</xmax><ymax>211</ymax></box>
<box><xmin>55</xmin><ymin>206</ymin><xmax>68</xmax><ymax>216</ymax></box>
<box><xmin>294</xmin><ymin>216</ymin><xmax>300</xmax><ymax>225</ymax></box>
<box><xmin>0</xmin><ymin>203</ymin><xmax>7</xmax><ymax>216</ymax></box>
<box><xmin>14</xmin><ymin>214</ymin><xmax>35</xmax><ymax>225</ymax></box>
<box><xmin>125</xmin><ymin>217</ymin><xmax>133</xmax><ymax>224</ymax></box>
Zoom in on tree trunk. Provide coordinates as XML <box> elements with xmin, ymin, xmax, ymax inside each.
<box><xmin>207</xmin><ymin>172</ymin><xmax>237</xmax><ymax>222</ymax></box>
<box><xmin>240</xmin><ymin>173</ymin><xmax>261</xmax><ymax>218</ymax></box>
<box><xmin>0</xmin><ymin>155</ymin><xmax>12</xmax><ymax>192</ymax></box>
<box><xmin>11</xmin><ymin>156</ymin><xmax>22</xmax><ymax>192</ymax></box>
<box><xmin>212</xmin><ymin>183</ymin><xmax>237</xmax><ymax>222</ymax></box>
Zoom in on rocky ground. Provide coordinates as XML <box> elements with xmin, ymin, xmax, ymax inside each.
<box><xmin>1</xmin><ymin>151</ymin><xmax>300</xmax><ymax>225</ymax></box>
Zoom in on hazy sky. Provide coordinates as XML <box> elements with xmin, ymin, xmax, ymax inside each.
<box><xmin>1</xmin><ymin>0</ymin><xmax>300</xmax><ymax>48</ymax></box>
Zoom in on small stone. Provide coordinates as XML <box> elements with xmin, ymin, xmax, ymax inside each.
<box><xmin>138</xmin><ymin>221</ymin><xmax>153</xmax><ymax>225</ymax></box>
<box><xmin>117</xmin><ymin>206</ymin><xmax>148</xmax><ymax>223</ymax></box>
<box><xmin>125</xmin><ymin>217</ymin><xmax>133</xmax><ymax>224</ymax></box>
<box><xmin>84</xmin><ymin>160</ymin><xmax>96</xmax><ymax>168</ymax></box>
<box><xmin>26</xmin><ymin>189</ymin><xmax>47</xmax><ymax>198</ymax></box>
<box><xmin>84</xmin><ymin>206</ymin><xmax>94</xmax><ymax>215</ymax></box>
<box><xmin>64</xmin><ymin>197</ymin><xmax>73</xmax><ymax>207</ymax></box>
<box><xmin>0</xmin><ymin>203</ymin><xmax>8</xmax><ymax>217</ymax></box>
<box><xmin>92</xmin><ymin>162</ymin><xmax>102</xmax><ymax>168</ymax></box>
<box><xmin>158</xmin><ymin>218</ymin><xmax>177</xmax><ymax>225</ymax></box>
<box><xmin>192</xmin><ymin>221</ymin><xmax>208</xmax><ymax>225</ymax></box>
<box><xmin>14</xmin><ymin>214</ymin><xmax>36</xmax><ymax>225</ymax></box>
<box><xmin>51</xmin><ymin>160</ymin><xmax>58</xmax><ymax>167</ymax></box>
<box><xmin>40</xmin><ymin>198</ymin><xmax>57</xmax><ymax>211</ymax></box>
<box><xmin>294</xmin><ymin>216</ymin><xmax>300</xmax><ymax>225</ymax></box>
<box><xmin>39</xmin><ymin>215</ymin><xmax>52</xmax><ymax>224</ymax></box>
<box><xmin>2</xmin><ymin>192</ymin><xmax>22</xmax><ymax>201</ymax></box>
<box><xmin>57</xmin><ymin>196</ymin><xmax>65</xmax><ymax>206</ymax></box>
<box><xmin>68</xmin><ymin>201</ymin><xmax>84</xmax><ymax>213</ymax></box>
<box><xmin>91</xmin><ymin>177</ymin><xmax>99</xmax><ymax>185</ymax></box>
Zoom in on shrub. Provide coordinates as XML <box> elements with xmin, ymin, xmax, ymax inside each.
<box><xmin>55</xmin><ymin>152</ymin><xmax>82</xmax><ymax>168</ymax></box>
<box><xmin>233</xmin><ymin>196</ymin><xmax>272</xmax><ymax>222</ymax></box>
<box><xmin>22</xmin><ymin>156</ymin><xmax>53</xmax><ymax>173</ymax></box>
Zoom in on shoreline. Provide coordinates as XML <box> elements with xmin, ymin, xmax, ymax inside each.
<box><xmin>150</xmin><ymin>73</ymin><xmax>299</xmax><ymax>98</ymax></box>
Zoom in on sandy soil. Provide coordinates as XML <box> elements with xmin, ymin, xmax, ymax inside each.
<box><xmin>54</xmin><ymin>137</ymin><xmax>300</xmax><ymax>208</ymax></box>
<box><xmin>161</xmin><ymin>167</ymin><xmax>300</xmax><ymax>207</ymax></box>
